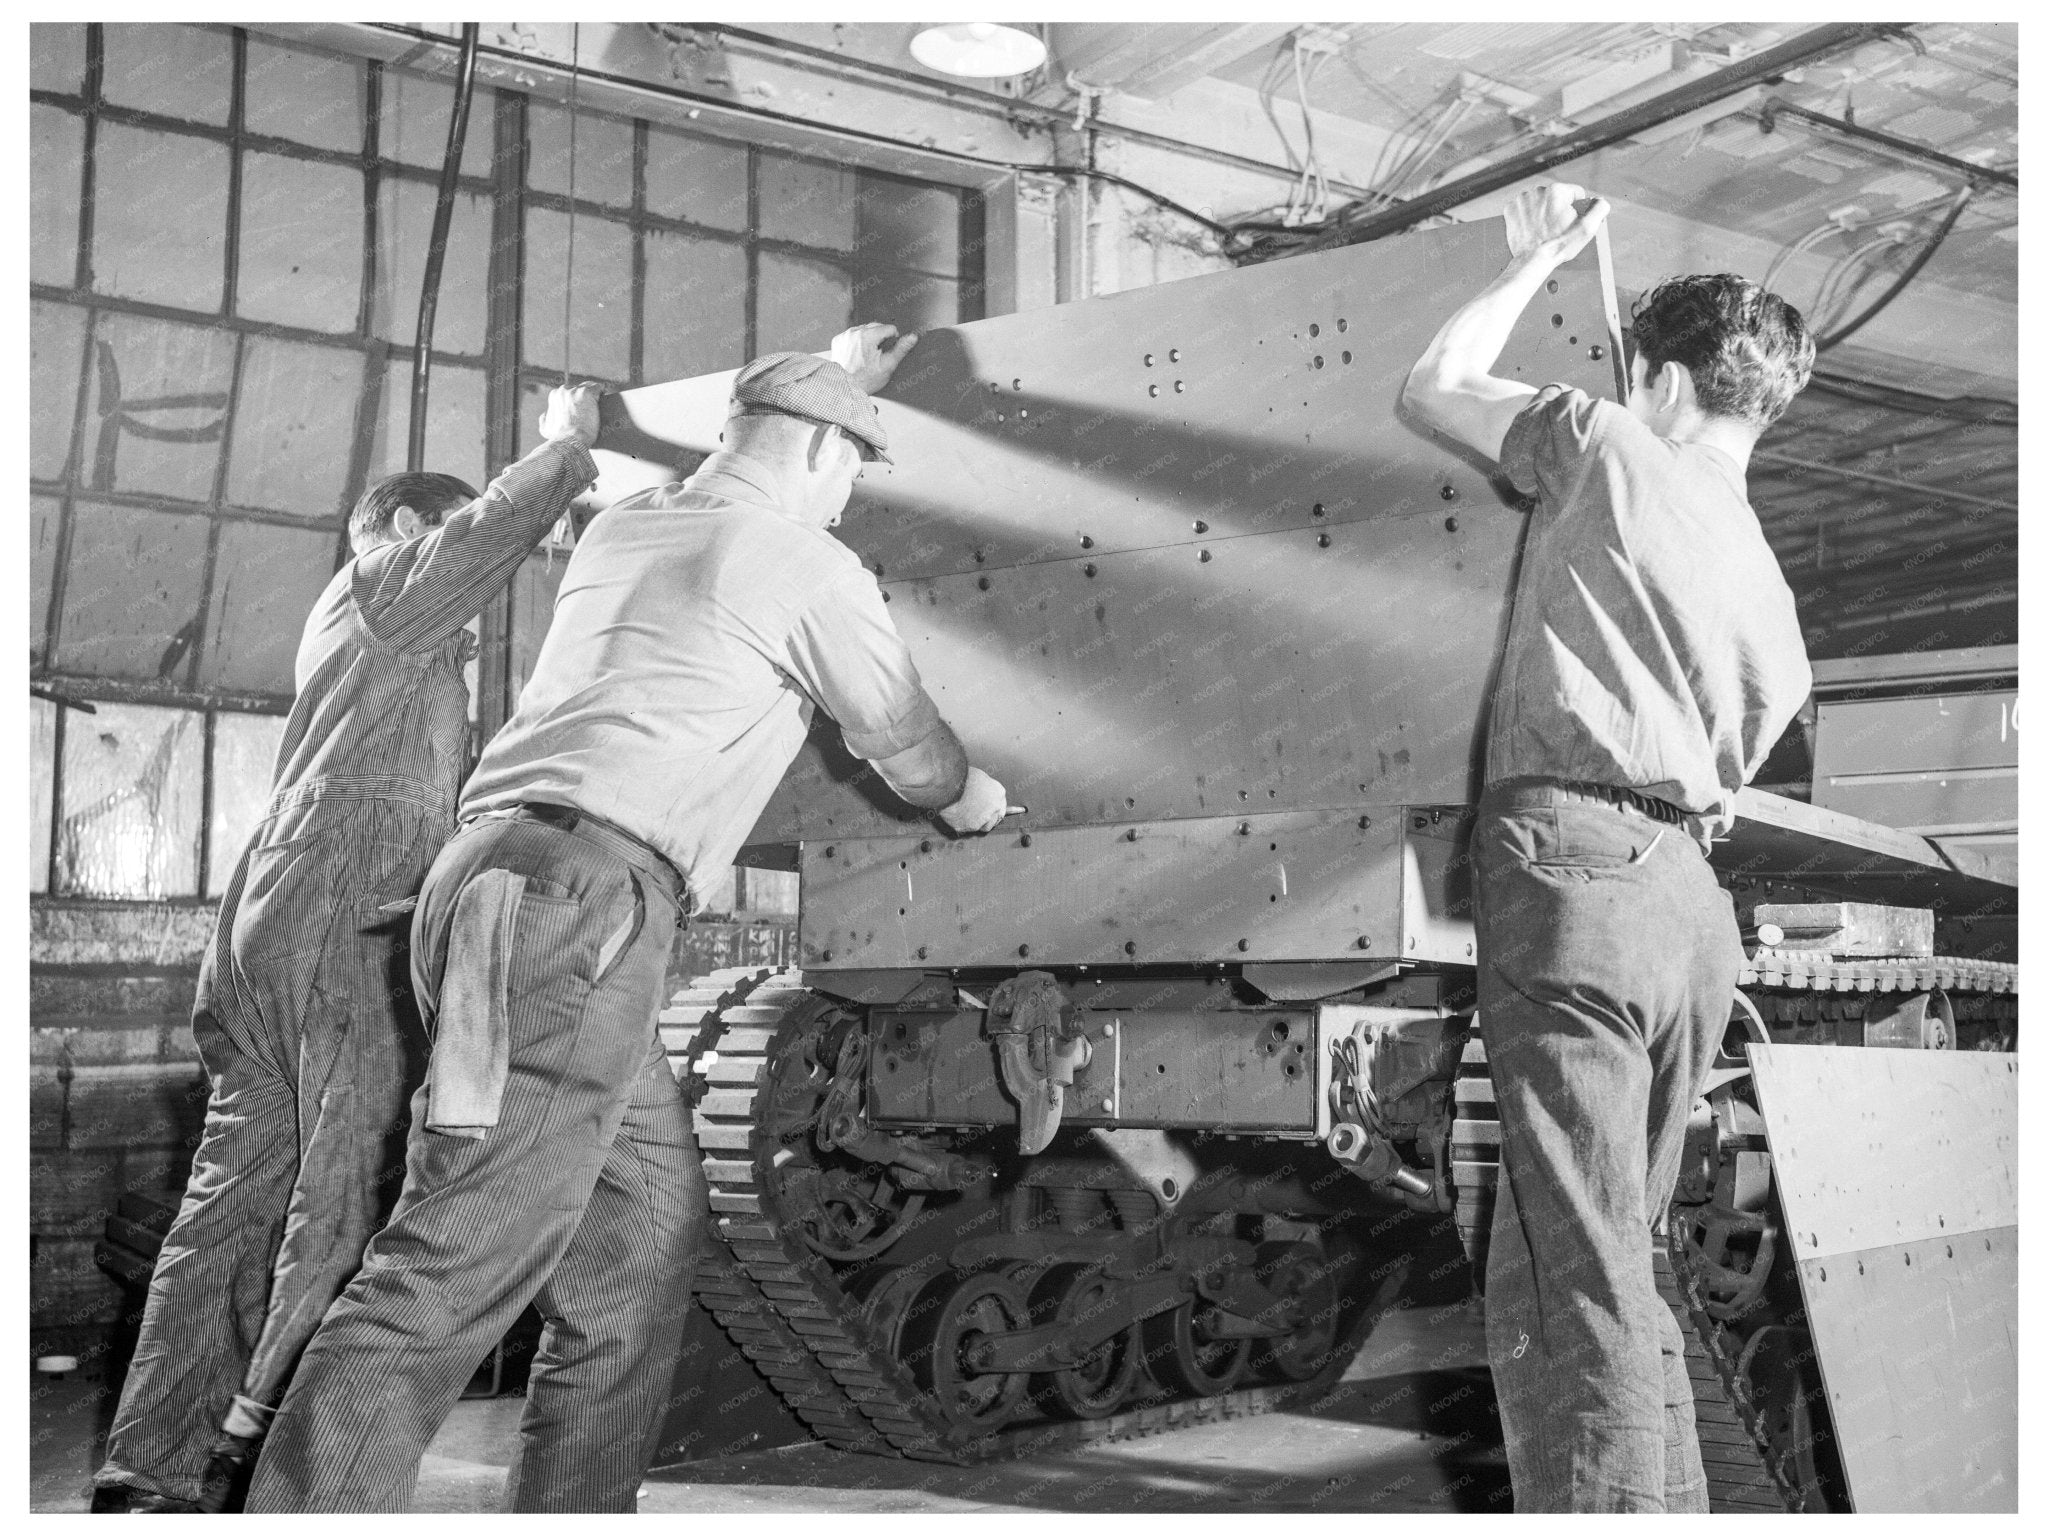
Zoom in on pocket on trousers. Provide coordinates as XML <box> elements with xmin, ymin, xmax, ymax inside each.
<box><xmin>425</xmin><ymin>869</ymin><xmax>532</xmax><ymax>1139</ymax></box>
<box><xmin>1525</xmin><ymin>805</ymin><xmax>1651</xmax><ymax>871</ymax></box>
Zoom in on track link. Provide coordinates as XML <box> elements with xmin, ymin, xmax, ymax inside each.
<box><xmin>668</xmin><ymin>967</ymin><xmax>1403</xmax><ymax>1466</ymax></box>
<box><xmin>1658</xmin><ymin>1231</ymin><xmax>1803</xmax><ymax>1512</ymax></box>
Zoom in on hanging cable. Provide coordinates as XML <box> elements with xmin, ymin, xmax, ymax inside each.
<box><xmin>562</xmin><ymin>23</ymin><xmax>579</xmax><ymax>391</ymax></box>
<box><xmin>406</xmin><ymin>23</ymin><xmax>481</xmax><ymax>472</ymax></box>
<box><xmin>548</xmin><ymin>23</ymin><xmax>582</xmax><ymax>569</ymax></box>
<box><xmin>1816</xmin><ymin>185</ymin><xmax>1974</xmax><ymax>352</ymax></box>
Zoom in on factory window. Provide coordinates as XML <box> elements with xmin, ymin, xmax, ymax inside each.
<box><xmin>30</xmin><ymin>22</ymin><xmax>492</xmax><ymax>712</ymax></box>
<box><xmin>31</xmin><ymin>21</ymin><xmax>982</xmax><ymax>902</ymax></box>
<box><xmin>30</xmin><ymin>697</ymin><xmax>288</xmax><ymax>902</ymax></box>
<box><xmin>510</xmin><ymin>115</ymin><xmax>985</xmax><ymax>455</ymax></box>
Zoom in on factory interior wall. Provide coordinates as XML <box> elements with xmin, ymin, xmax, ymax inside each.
<box><xmin>23</xmin><ymin>20</ymin><xmax>1047</xmax><ymax>1355</ymax></box>
<box><xmin>25</xmin><ymin>20</ymin><xmax>1257</xmax><ymax>1358</ymax></box>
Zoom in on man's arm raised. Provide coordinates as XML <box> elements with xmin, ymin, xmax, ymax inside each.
<box><xmin>1401</xmin><ymin>185</ymin><xmax>1609</xmax><ymax>464</ymax></box>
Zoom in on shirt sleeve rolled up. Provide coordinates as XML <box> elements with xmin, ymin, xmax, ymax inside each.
<box><xmin>782</xmin><ymin>567</ymin><xmax>946</xmax><ymax>760</ymax></box>
<box><xmin>1499</xmin><ymin>383</ymin><xmax>1610</xmax><ymax>506</ymax></box>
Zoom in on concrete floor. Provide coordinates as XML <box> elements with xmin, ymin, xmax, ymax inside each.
<box><xmin>30</xmin><ymin>1297</ymin><xmax>1506</xmax><ymax>1514</ymax></box>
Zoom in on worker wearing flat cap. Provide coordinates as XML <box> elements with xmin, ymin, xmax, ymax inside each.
<box><xmin>245</xmin><ymin>323</ymin><xmax>1013</xmax><ymax>1513</ymax></box>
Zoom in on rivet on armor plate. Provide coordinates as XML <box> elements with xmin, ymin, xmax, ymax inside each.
<box><xmin>978</xmin><ymin>576</ymin><xmax>991</xmax><ymax>590</ymax></box>
<box><xmin>821</xmin><ymin>949</ymin><xmax>834</xmax><ymax>961</ymax></box>
<box><xmin>1100</xmin><ymin>1098</ymin><xmax>1114</xmax><ymax>1113</ymax></box>
<box><xmin>1589</xmin><ymin>344</ymin><xmax>1605</xmax><ymax>360</ymax></box>
<box><xmin>1356</xmin><ymin>936</ymin><xmax>1371</xmax><ymax>950</ymax></box>
<box><xmin>1237</xmin><ymin>822</ymin><xmax>1250</xmax><ymax>835</ymax></box>
<box><xmin>916</xmin><ymin>946</ymin><xmax>928</xmax><ymax>960</ymax></box>
<box><xmin>920</xmin><ymin>840</ymin><xmax>933</xmax><ymax>854</ymax></box>
<box><xmin>1124</xmin><ymin>941</ymin><xmax>1137</xmax><ymax>955</ymax></box>
<box><xmin>823</xmin><ymin>845</ymin><xmax>835</xmax><ymax>858</ymax></box>
<box><xmin>1444</xmin><ymin>517</ymin><xmax>1458</xmax><ymax>532</ymax></box>
<box><xmin>1169</xmin><ymin>348</ymin><xmax>1181</xmax><ymax>361</ymax></box>
<box><xmin>1358</xmin><ymin>815</ymin><xmax>1371</xmax><ymax>830</ymax></box>
<box><xmin>1084</xmin><ymin>564</ymin><xmax>1097</xmax><ymax>577</ymax></box>
<box><xmin>1173</xmin><ymin>380</ymin><xmax>1184</xmax><ymax>392</ymax></box>
<box><xmin>1125</xmin><ymin>828</ymin><xmax>1137</xmax><ymax>842</ymax></box>
<box><xmin>1237</xmin><ymin>938</ymin><xmax>1250</xmax><ymax>951</ymax></box>
<box><xmin>1148</xmin><ymin>384</ymin><xmax>1159</xmax><ymax>397</ymax></box>
<box><xmin>1440</xmin><ymin>484</ymin><xmax>1458</xmax><ymax>500</ymax></box>
<box><xmin>1199</xmin><ymin>549</ymin><xmax>1212</xmax><ymax>562</ymax></box>
<box><xmin>1020</xmin><ymin>944</ymin><xmax>1031</xmax><ymax>957</ymax></box>
<box><xmin>1019</xmin><ymin>833</ymin><xmax>1031</xmax><ymax>847</ymax></box>
<box><xmin>1193</xmin><ymin>519</ymin><xmax>1209</xmax><ymax>533</ymax></box>
<box><xmin>1317</xmin><ymin>533</ymin><xmax>1331</xmax><ymax>548</ymax></box>
<box><xmin>1079</xmin><ymin>534</ymin><xmax>1093</xmax><ymax>548</ymax></box>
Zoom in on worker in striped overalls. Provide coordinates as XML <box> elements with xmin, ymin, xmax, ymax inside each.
<box><xmin>92</xmin><ymin>385</ymin><xmax>602</xmax><ymax>1513</ymax></box>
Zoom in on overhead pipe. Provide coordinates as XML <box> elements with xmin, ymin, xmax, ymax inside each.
<box><xmin>406</xmin><ymin>22</ymin><xmax>481</xmax><ymax>472</ymax></box>
<box><xmin>1290</xmin><ymin>23</ymin><xmax>1910</xmax><ymax>255</ymax></box>
<box><xmin>1749</xmin><ymin>448</ymin><xmax>2016</xmax><ymax>515</ymax></box>
<box><xmin>1757</xmin><ymin>100</ymin><xmax>2017</xmax><ymax>191</ymax></box>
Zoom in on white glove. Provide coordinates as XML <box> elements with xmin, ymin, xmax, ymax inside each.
<box><xmin>938</xmin><ymin>766</ymin><xmax>1013</xmax><ymax>835</ymax></box>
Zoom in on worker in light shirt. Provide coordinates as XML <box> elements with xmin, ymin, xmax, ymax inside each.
<box><xmin>1401</xmin><ymin>185</ymin><xmax>1813</xmax><ymax>1512</ymax></box>
<box><xmin>247</xmin><ymin>323</ymin><xmax>1013</xmax><ymax>1512</ymax></box>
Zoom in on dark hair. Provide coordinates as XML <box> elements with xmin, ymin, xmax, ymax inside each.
<box><xmin>1628</xmin><ymin>274</ymin><xmax>1814</xmax><ymax>429</ymax></box>
<box><xmin>348</xmin><ymin>471</ymin><xmax>478</xmax><ymax>551</ymax></box>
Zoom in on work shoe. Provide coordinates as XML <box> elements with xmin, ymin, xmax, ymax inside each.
<box><xmin>88</xmin><ymin>1483</ymin><xmax>200</xmax><ymax>1513</ymax></box>
<box><xmin>194</xmin><ymin>1434</ymin><xmax>261</xmax><ymax>1515</ymax></box>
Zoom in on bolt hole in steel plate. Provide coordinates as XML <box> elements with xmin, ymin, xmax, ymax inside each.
<box><xmin>597</xmin><ymin>221</ymin><xmax>1622</xmax><ymax>847</ymax></box>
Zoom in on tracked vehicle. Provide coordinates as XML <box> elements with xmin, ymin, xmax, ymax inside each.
<box><xmin>587</xmin><ymin>217</ymin><xmax>2018</xmax><ymax>1505</ymax></box>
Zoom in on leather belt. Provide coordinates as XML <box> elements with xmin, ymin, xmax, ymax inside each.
<box><xmin>1542</xmin><ymin>779</ymin><xmax>1687</xmax><ymax>826</ymax></box>
<box><xmin>469</xmin><ymin>801</ymin><xmax>690</xmax><ymax>909</ymax></box>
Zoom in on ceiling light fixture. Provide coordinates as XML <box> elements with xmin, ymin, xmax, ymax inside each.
<box><xmin>910</xmin><ymin>23</ymin><xmax>1046</xmax><ymax>78</ymax></box>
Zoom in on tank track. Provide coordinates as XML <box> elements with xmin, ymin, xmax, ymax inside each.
<box><xmin>662</xmin><ymin>966</ymin><xmax>1406</xmax><ymax>1466</ymax></box>
<box><xmin>1659</xmin><ymin>1222</ymin><xmax>1811</xmax><ymax>1512</ymax></box>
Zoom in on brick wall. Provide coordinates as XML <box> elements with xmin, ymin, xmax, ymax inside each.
<box><xmin>28</xmin><ymin>896</ymin><xmax>798</xmax><ymax>1360</ymax></box>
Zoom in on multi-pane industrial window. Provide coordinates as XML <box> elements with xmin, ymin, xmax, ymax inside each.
<box><xmin>29</xmin><ymin>695</ymin><xmax>286</xmax><ymax>901</ymax></box>
<box><xmin>29</xmin><ymin>20</ymin><xmax>981</xmax><ymax>903</ymax></box>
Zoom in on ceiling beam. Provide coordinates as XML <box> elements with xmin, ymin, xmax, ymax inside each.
<box><xmin>1051</xmin><ymin>23</ymin><xmax>1295</xmax><ymax>102</ymax></box>
<box><xmin>1288</xmin><ymin>22</ymin><xmax>1910</xmax><ymax>253</ymax></box>
<box><xmin>1750</xmin><ymin>450</ymin><xmax>2018</xmax><ymax>514</ymax></box>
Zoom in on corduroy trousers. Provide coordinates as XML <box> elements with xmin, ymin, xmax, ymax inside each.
<box><xmin>244</xmin><ymin>813</ymin><xmax>704</xmax><ymax>1512</ymax></box>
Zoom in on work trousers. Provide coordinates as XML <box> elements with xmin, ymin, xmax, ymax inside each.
<box><xmin>1473</xmin><ymin>782</ymin><xmax>1739</xmax><ymax>1513</ymax></box>
<box><xmin>98</xmin><ymin>797</ymin><xmax>438</xmax><ymax>1503</ymax></box>
<box><xmin>244</xmin><ymin>813</ymin><xmax>704</xmax><ymax>1513</ymax></box>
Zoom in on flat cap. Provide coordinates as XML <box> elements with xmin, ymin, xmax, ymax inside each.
<box><xmin>728</xmin><ymin>352</ymin><xmax>892</xmax><ymax>464</ymax></box>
